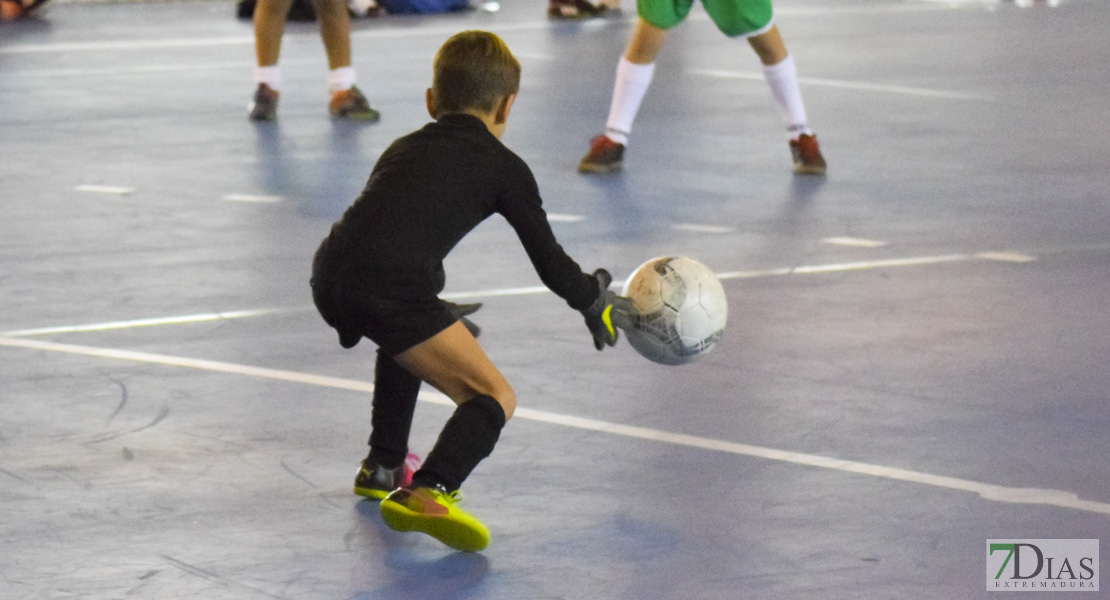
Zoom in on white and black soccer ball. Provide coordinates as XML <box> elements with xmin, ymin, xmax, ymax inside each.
<box><xmin>620</xmin><ymin>256</ymin><xmax>728</xmax><ymax>366</ymax></box>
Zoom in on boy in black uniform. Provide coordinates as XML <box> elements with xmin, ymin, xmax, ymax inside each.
<box><xmin>311</xmin><ymin>30</ymin><xmax>634</xmax><ymax>552</ymax></box>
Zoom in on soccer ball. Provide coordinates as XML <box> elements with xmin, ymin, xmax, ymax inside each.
<box><xmin>620</xmin><ymin>256</ymin><xmax>728</xmax><ymax>366</ymax></box>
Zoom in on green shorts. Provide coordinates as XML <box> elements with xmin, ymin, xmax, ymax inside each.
<box><xmin>638</xmin><ymin>0</ymin><xmax>773</xmax><ymax>38</ymax></box>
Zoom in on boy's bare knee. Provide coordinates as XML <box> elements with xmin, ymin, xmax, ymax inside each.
<box><xmin>453</xmin><ymin>384</ymin><xmax>514</xmax><ymax>420</ymax></box>
<box><xmin>492</xmin><ymin>386</ymin><xmax>516</xmax><ymax>421</ymax></box>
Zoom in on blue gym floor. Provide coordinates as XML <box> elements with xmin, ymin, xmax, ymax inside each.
<box><xmin>1</xmin><ymin>0</ymin><xmax>1108</xmax><ymax>598</ymax></box>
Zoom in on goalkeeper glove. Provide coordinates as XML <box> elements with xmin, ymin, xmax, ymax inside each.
<box><xmin>580</xmin><ymin>269</ymin><xmax>637</xmax><ymax>350</ymax></box>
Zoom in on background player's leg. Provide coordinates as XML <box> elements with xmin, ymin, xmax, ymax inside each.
<box><xmin>606</xmin><ymin>19</ymin><xmax>668</xmax><ymax>142</ymax></box>
<box><xmin>311</xmin><ymin>0</ymin><xmax>379</xmax><ymax>120</ymax></box>
<box><xmin>311</xmin><ymin>0</ymin><xmax>352</xmax><ymax>70</ymax></box>
<box><xmin>746</xmin><ymin>24</ymin><xmax>787</xmax><ymax>66</ymax></box>
<box><xmin>749</xmin><ymin>26</ymin><xmax>807</xmax><ymax>133</ymax></box>
<box><xmin>580</xmin><ymin>18</ymin><xmax>669</xmax><ymax>172</ymax></box>
<box><xmin>624</xmin><ymin>17</ymin><xmax>668</xmax><ymax>64</ymax></box>
<box><xmin>749</xmin><ymin>25</ymin><xmax>826</xmax><ymax>173</ymax></box>
<box><xmin>249</xmin><ymin>0</ymin><xmax>292</xmax><ymax>120</ymax></box>
<box><xmin>254</xmin><ymin>0</ymin><xmax>293</xmax><ymax>67</ymax></box>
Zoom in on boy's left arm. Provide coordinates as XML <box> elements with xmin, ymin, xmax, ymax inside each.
<box><xmin>579</xmin><ymin>268</ymin><xmax>638</xmax><ymax>350</ymax></box>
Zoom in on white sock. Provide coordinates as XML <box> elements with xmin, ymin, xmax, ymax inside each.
<box><xmin>604</xmin><ymin>57</ymin><xmax>655</xmax><ymax>146</ymax></box>
<box><xmin>762</xmin><ymin>54</ymin><xmax>811</xmax><ymax>139</ymax></box>
<box><xmin>254</xmin><ymin>65</ymin><xmax>282</xmax><ymax>91</ymax></box>
<box><xmin>328</xmin><ymin>66</ymin><xmax>357</xmax><ymax>93</ymax></box>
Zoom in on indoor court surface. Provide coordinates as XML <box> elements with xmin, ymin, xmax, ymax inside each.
<box><xmin>2</xmin><ymin>0</ymin><xmax>1108</xmax><ymax>598</ymax></box>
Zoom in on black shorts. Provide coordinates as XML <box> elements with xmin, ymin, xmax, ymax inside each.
<box><xmin>311</xmin><ymin>279</ymin><xmax>457</xmax><ymax>357</ymax></box>
<box><xmin>310</xmin><ymin>242</ymin><xmax>456</xmax><ymax>357</ymax></box>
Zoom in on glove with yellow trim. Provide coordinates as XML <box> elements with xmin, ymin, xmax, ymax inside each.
<box><xmin>580</xmin><ymin>269</ymin><xmax>637</xmax><ymax>350</ymax></box>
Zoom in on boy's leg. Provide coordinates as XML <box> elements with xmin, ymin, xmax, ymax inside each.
<box><xmin>579</xmin><ymin>19</ymin><xmax>668</xmax><ymax>173</ymax></box>
<box><xmin>379</xmin><ymin>321</ymin><xmax>513</xmax><ymax>550</ymax></box>
<box><xmin>394</xmin><ymin>321</ymin><xmax>513</xmax><ymax>491</ymax></box>
<box><xmin>356</xmin><ymin>303</ymin><xmax>486</xmax><ymax>499</ymax></box>
<box><xmin>353</xmin><ymin>350</ymin><xmax>423</xmax><ymax>499</ymax></box>
<box><xmin>410</xmin><ymin>393</ymin><xmax>505</xmax><ymax>492</ymax></box>
<box><xmin>394</xmin><ymin>320</ymin><xmax>516</xmax><ymax>420</ymax></box>
<box><xmin>749</xmin><ymin>26</ymin><xmax>826</xmax><ymax>174</ymax></box>
<box><xmin>368</xmin><ymin>349</ymin><xmax>422</xmax><ymax>468</ymax></box>
<box><xmin>378</xmin><ymin>394</ymin><xmax>499</xmax><ymax>552</ymax></box>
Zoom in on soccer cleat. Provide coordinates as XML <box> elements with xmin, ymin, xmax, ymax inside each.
<box><xmin>578</xmin><ymin>135</ymin><xmax>625</xmax><ymax>173</ymax></box>
<box><xmin>380</xmin><ymin>485</ymin><xmax>491</xmax><ymax>552</ymax></box>
<box><xmin>547</xmin><ymin>0</ymin><xmax>604</xmax><ymax>18</ymax></box>
<box><xmin>248</xmin><ymin>83</ymin><xmax>279</xmax><ymax>122</ymax></box>
<box><xmin>354</xmin><ymin>452</ymin><xmax>421</xmax><ymax>500</ymax></box>
<box><xmin>790</xmin><ymin>133</ymin><xmax>827</xmax><ymax>175</ymax></box>
<box><xmin>329</xmin><ymin>86</ymin><xmax>381</xmax><ymax>122</ymax></box>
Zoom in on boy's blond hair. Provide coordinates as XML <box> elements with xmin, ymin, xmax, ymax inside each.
<box><xmin>432</xmin><ymin>30</ymin><xmax>521</xmax><ymax>114</ymax></box>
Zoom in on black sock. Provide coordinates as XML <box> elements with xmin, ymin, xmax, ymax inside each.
<box><xmin>367</xmin><ymin>350</ymin><xmax>422</xmax><ymax>469</ymax></box>
<box><xmin>411</xmin><ymin>394</ymin><xmax>506</xmax><ymax>492</ymax></box>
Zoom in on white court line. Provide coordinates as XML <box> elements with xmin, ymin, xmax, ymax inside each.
<box><xmin>74</xmin><ymin>184</ymin><xmax>134</xmax><ymax>195</ymax></box>
<box><xmin>12</xmin><ymin>61</ymin><xmax>257</xmax><ymax>78</ymax></box>
<box><xmin>547</xmin><ymin>213</ymin><xmax>586</xmax><ymax>223</ymax></box>
<box><xmin>822</xmin><ymin>236</ymin><xmax>888</xmax><ymax>248</ymax></box>
<box><xmin>692</xmin><ymin>69</ymin><xmax>997</xmax><ymax>102</ymax></box>
<box><xmin>974</xmin><ymin>251</ymin><xmax>1037</xmax><ymax>263</ymax></box>
<box><xmin>224</xmin><ymin>194</ymin><xmax>283</xmax><ymax>203</ymax></box>
<box><xmin>1</xmin><ymin>36</ymin><xmax>256</xmax><ymax>55</ymax></box>
<box><xmin>8</xmin><ymin>59</ymin><xmax>320</xmax><ymax>79</ymax></box>
<box><xmin>672</xmin><ymin>223</ymin><xmax>737</xmax><ymax>234</ymax></box>
<box><xmin>715</xmin><ymin>254</ymin><xmax>972</xmax><ymax>279</ymax></box>
<box><xmin>439</xmin><ymin>286</ymin><xmax>550</xmax><ymax>301</ymax></box>
<box><xmin>1</xmin><ymin>309</ymin><xmax>288</xmax><ymax>337</ymax></box>
<box><xmin>0</xmin><ymin>334</ymin><xmax>1106</xmax><ymax>516</ymax></box>
<box><xmin>0</xmin><ymin>251</ymin><xmax>1036</xmax><ymax>337</ymax></box>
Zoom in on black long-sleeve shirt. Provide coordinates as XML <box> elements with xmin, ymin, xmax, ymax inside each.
<box><xmin>317</xmin><ymin>113</ymin><xmax>597</xmax><ymax>311</ymax></box>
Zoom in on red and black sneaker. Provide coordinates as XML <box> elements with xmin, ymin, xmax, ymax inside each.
<box><xmin>790</xmin><ymin>133</ymin><xmax>827</xmax><ymax>175</ymax></box>
<box><xmin>578</xmin><ymin>135</ymin><xmax>625</xmax><ymax>173</ymax></box>
<box><xmin>329</xmin><ymin>85</ymin><xmax>381</xmax><ymax>122</ymax></box>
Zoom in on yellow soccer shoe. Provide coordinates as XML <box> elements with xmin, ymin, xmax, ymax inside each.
<box><xmin>380</xmin><ymin>485</ymin><xmax>490</xmax><ymax>552</ymax></box>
